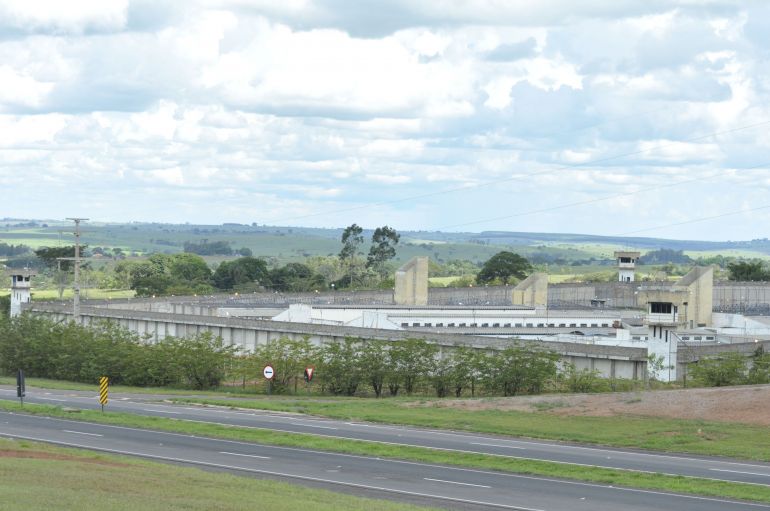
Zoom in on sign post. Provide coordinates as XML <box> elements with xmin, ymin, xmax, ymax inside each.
<box><xmin>99</xmin><ymin>376</ymin><xmax>109</xmax><ymax>412</ymax></box>
<box><xmin>303</xmin><ymin>366</ymin><xmax>314</xmax><ymax>394</ymax></box>
<box><xmin>16</xmin><ymin>369</ymin><xmax>25</xmax><ymax>407</ymax></box>
<box><xmin>263</xmin><ymin>365</ymin><xmax>274</xmax><ymax>395</ymax></box>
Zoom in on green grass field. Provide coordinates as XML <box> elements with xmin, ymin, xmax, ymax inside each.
<box><xmin>0</xmin><ymin>437</ymin><xmax>437</xmax><ymax>511</ymax></box>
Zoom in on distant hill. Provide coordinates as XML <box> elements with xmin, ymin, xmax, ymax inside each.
<box><xmin>1</xmin><ymin>220</ymin><xmax>769</xmax><ymax>266</ymax></box>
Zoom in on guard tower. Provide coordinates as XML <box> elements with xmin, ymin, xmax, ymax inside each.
<box><xmin>7</xmin><ymin>269</ymin><xmax>35</xmax><ymax>317</ymax></box>
<box><xmin>614</xmin><ymin>251</ymin><xmax>640</xmax><ymax>282</ymax></box>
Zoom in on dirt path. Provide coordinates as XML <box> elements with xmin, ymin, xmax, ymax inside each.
<box><xmin>429</xmin><ymin>385</ymin><xmax>770</xmax><ymax>426</ymax></box>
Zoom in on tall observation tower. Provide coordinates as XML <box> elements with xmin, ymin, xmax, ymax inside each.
<box><xmin>7</xmin><ymin>269</ymin><xmax>36</xmax><ymax>317</ymax></box>
<box><xmin>614</xmin><ymin>251</ymin><xmax>640</xmax><ymax>282</ymax></box>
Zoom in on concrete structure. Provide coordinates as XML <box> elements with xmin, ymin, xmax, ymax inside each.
<box><xmin>511</xmin><ymin>272</ymin><xmax>548</xmax><ymax>307</ymax></box>
<box><xmin>7</xmin><ymin>269</ymin><xmax>35</xmax><ymax>317</ymax></box>
<box><xmin>614</xmin><ymin>251</ymin><xmax>640</xmax><ymax>282</ymax></box>
<box><xmin>394</xmin><ymin>257</ymin><xmax>428</xmax><ymax>306</ymax></box>
<box><xmin>27</xmin><ymin>302</ymin><xmax>649</xmax><ymax>380</ymax></box>
<box><xmin>637</xmin><ymin>266</ymin><xmax>714</xmax><ymax>381</ymax></box>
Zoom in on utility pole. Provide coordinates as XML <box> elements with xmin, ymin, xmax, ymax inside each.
<box><xmin>66</xmin><ymin>218</ymin><xmax>88</xmax><ymax>321</ymax></box>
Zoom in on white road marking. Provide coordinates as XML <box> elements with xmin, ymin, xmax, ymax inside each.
<box><xmin>219</xmin><ymin>451</ymin><xmax>271</xmax><ymax>460</ymax></box>
<box><xmin>62</xmin><ymin>430</ymin><xmax>103</xmax><ymax>437</ymax></box>
<box><xmin>142</xmin><ymin>408</ymin><xmax>180</xmax><ymax>414</ymax></box>
<box><xmin>471</xmin><ymin>442</ymin><xmax>526</xmax><ymax>450</ymax></box>
<box><xmin>711</xmin><ymin>469</ymin><xmax>770</xmax><ymax>478</ymax></box>
<box><xmin>0</xmin><ymin>431</ymin><xmax>548</xmax><ymax>511</ymax></box>
<box><xmin>424</xmin><ymin>478</ymin><xmax>492</xmax><ymax>489</ymax></box>
<box><xmin>38</xmin><ymin>397</ymin><xmax>66</xmax><ymax>402</ymax></box>
<box><xmin>2</xmin><ymin>424</ymin><xmax>770</xmax><ymax>509</ymax></box>
<box><xmin>290</xmin><ymin>422</ymin><xmax>338</xmax><ymax>430</ymax></box>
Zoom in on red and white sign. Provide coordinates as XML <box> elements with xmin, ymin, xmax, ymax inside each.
<box><xmin>304</xmin><ymin>367</ymin><xmax>314</xmax><ymax>382</ymax></box>
<box><xmin>263</xmin><ymin>365</ymin><xmax>275</xmax><ymax>380</ymax></box>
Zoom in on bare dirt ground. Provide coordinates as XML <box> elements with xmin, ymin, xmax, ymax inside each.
<box><xmin>431</xmin><ymin>384</ymin><xmax>770</xmax><ymax>426</ymax></box>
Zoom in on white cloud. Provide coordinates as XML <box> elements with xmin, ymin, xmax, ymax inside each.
<box><xmin>1</xmin><ymin>1</ymin><xmax>768</xmax><ymax>240</ymax></box>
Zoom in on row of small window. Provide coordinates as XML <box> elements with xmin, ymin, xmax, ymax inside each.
<box><xmin>403</xmin><ymin>322</ymin><xmax>611</xmax><ymax>329</ymax></box>
<box><xmin>680</xmin><ymin>336</ymin><xmax>714</xmax><ymax>341</ymax></box>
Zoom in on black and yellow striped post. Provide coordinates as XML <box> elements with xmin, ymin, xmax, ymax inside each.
<box><xmin>98</xmin><ymin>376</ymin><xmax>109</xmax><ymax>412</ymax></box>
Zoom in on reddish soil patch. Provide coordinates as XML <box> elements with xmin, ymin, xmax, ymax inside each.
<box><xmin>426</xmin><ymin>384</ymin><xmax>770</xmax><ymax>426</ymax></box>
<box><xmin>0</xmin><ymin>449</ymin><xmax>128</xmax><ymax>466</ymax></box>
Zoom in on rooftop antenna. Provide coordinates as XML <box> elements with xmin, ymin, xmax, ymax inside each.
<box><xmin>66</xmin><ymin>218</ymin><xmax>88</xmax><ymax>321</ymax></box>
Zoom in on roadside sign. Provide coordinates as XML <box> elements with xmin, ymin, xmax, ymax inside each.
<box><xmin>99</xmin><ymin>376</ymin><xmax>109</xmax><ymax>411</ymax></box>
<box><xmin>16</xmin><ymin>369</ymin><xmax>25</xmax><ymax>406</ymax></box>
<box><xmin>303</xmin><ymin>367</ymin><xmax>314</xmax><ymax>383</ymax></box>
<box><xmin>263</xmin><ymin>365</ymin><xmax>275</xmax><ymax>380</ymax></box>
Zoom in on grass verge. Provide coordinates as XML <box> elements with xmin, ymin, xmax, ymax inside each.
<box><xmin>0</xmin><ymin>400</ymin><xmax>768</xmax><ymax>504</ymax></box>
<box><xmin>171</xmin><ymin>395</ymin><xmax>770</xmax><ymax>462</ymax></box>
<box><xmin>0</xmin><ymin>437</ymin><xmax>437</xmax><ymax>511</ymax></box>
<box><xmin>4</xmin><ymin>377</ymin><xmax>769</xmax><ymax>462</ymax></box>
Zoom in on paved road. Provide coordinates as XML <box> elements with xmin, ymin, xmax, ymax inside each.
<box><xmin>2</xmin><ymin>386</ymin><xmax>770</xmax><ymax>488</ymax></box>
<box><xmin>0</xmin><ymin>411</ymin><xmax>767</xmax><ymax>511</ymax></box>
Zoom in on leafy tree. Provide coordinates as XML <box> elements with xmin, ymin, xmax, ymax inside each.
<box><xmin>477</xmin><ymin>251</ymin><xmax>531</xmax><ymax>285</ymax></box>
<box><xmin>34</xmin><ymin>245</ymin><xmax>82</xmax><ymax>271</ymax></box>
<box><xmin>366</xmin><ymin>226</ymin><xmax>400</xmax><ymax>275</ymax></box>
<box><xmin>319</xmin><ymin>338</ymin><xmax>361</xmax><ymax>395</ymax></box>
<box><xmin>484</xmin><ymin>344</ymin><xmax>558</xmax><ymax>396</ymax></box>
<box><xmin>183</xmin><ymin>240</ymin><xmax>233</xmax><ymax>256</ymax></box>
<box><xmin>690</xmin><ymin>352</ymin><xmax>747</xmax><ymax>387</ymax></box>
<box><xmin>268</xmin><ymin>263</ymin><xmax>326</xmax><ymax>292</ymax></box>
<box><xmin>447</xmin><ymin>346</ymin><xmax>487</xmax><ymax>397</ymax></box>
<box><xmin>238</xmin><ymin>247</ymin><xmax>253</xmax><ymax>257</ymax></box>
<box><xmin>123</xmin><ymin>253</ymin><xmax>213</xmax><ymax>296</ymax></box>
<box><xmin>727</xmin><ymin>261</ymin><xmax>770</xmax><ymax>281</ymax></box>
<box><xmin>559</xmin><ymin>363</ymin><xmax>604</xmax><ymax>393</ymax></box>
<box><xmin>748</xmin><ymin>346</ymin><xmax>770</xmax><ymax>384</ymax></box>
<box><xmin>167</xmin><ymin>253</ymin><xmax>212</xmax><ymax>283</ymax></box>
<box><xmin>359</xmin><ymin>340</ymin><xmax>389</xmax><ymax>397</ymax></box>
<box><xmin>0</xmin><ymin>243</ymin><xmax>30</xmax><ymax>256</ymax></box>
<box><xmin>386</xmin><ymin>338</ymin><xmax>437</xmax><ymax>396</ymax></box>
<box><xmin>339</xmin><ymin>224</ymin><xmax>364</xmax><ymax>261</ymax></box>
<box><xmin>165</xmin><ymin>332</ymin><xmax>238</xmax><ymax>390</ymax></box>
<box><xmin>213</xmin><ymin>257</ymin><xmax>269</xmax><ymax>290</ymax></box>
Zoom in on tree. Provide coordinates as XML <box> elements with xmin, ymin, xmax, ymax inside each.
<box><xmin>748</xmin><ymin>346</ymin><xmax>770</xmax><ymax>384</ymax></box>
<box><xmin>727</xmin><ymin>261</ymin><xmax>770</xmax><ymax>281</ymax></box>
<box><xmin>268</xmin><ymin>263</ymin><xmax>326</xmax><ymax>292</ymax></box>
<box><xmin>690</xmin><ymin>352</ymin><xmax>747</xmax><ymax>387</ymax></box>
<box><xmin>386</xmin><ymin>338</ymin><xmax>437</xmax><ymax>396</ymax></box>
<box><xmin>34</xmin><ymin>245</ymin><xmax>82</xmax><ymax>271</ymax></box>
<box><xmin>167</xmin><ymin>332</ymin><xmax>239</xmax><ymax>390</ymax></box>
<box><xmin>213</xmin><ymin>257</ymin><xmax>269</xmax><ymax>290</ymax></box>
<box><xmin>366</xmin><ymin>226</ymin><xmax>400</xmax><ymax>275</ymax></box>
<box><xmin>484</xmin><ymin>344</ymin><xmax>558</xmax><ymax>396</ymax></box>
<box><xmin>359</xmin><ymin>340</ymin><xmax>389</xmax><ymax>397</ymax></box>
<box><xmin>339</xmin><ymin>224</ymin><xmax>364</xmax><ymax>261</ymax></box>
<box><xmin>319</xmin><ymin>338</ymin><xmax>361</xmax><ymax>396</ymax></box>
<box><xmin>477</xmin><ymin>251</ymin><xmax>531</xmax><ymax>285</ymax></box>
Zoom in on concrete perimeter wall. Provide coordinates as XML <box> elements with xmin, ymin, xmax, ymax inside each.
<box><xmin>28</xmin><ymin>303</ymin><xmax>648</xmax><ymax>380</ymax></box>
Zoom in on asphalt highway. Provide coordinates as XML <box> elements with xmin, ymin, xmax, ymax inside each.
<box><xmin>1</xmin><ymin>411</ymin><xmax>768</xmax><ymax>511</ymax></box>
<box><xmin>1</xmin><ymin>385</ymin><xmax>770</xmax><ymax>488</ymax></box>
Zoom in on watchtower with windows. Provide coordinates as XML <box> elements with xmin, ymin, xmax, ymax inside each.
<box><xmin>7</xmin><ymin>269</ymin><xmax>36</xmax><ymax>317</ymax></box>
<box><xmin>614</xmin><ymin>251</ymin><xmax>640</xmax><ymax>282</ymax></box>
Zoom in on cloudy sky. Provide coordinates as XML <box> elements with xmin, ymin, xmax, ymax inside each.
<box><xmin>2</xmin><ymin>1</ymin><xmax>769</xmax><ymax>240</ymax></box>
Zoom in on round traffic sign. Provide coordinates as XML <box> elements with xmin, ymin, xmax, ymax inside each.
<box><xmin>263</xmin><ymin>365</ymin><xmax>275</xmax><ymax>380</ymax></box>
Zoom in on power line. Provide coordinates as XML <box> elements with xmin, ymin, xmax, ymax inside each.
<box><xmin>274</xmin><ymin>119</ymin><xmax>770</xmax><ymax>224</ymax></box>
<box><xmin>616</xmin><ymin>203</ymin><xmax>770</xmax><ymax>237</ymax></box>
